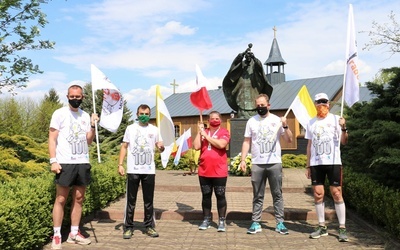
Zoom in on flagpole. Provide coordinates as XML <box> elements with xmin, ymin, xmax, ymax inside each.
<box><xmin>91</xmin><ymin>87</ymin><xmax>101</xmax><ymax>163</ymax></box>
<box><xmin>340</xmin><ymin>4</ymin><xmax>353</xmax><ymax>117</ymax></box>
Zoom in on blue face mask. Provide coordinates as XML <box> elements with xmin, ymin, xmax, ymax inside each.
<box><xmin>138</xmin><ymin>114</ymin><xmax>150</xmax><ymax>124</ymax></box>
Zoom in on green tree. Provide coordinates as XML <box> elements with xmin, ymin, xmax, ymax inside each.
<box><xmin>44</xmin><ymin>88</ymin><xmax>61</xmax><ymax>103</ymax></box>
<box><xmin>0</xmin><ymin>97</ymin><xmax>24</xmax><ymax>135</ymax></box>
<box><xmin>342</xmin><ymin>67</ymin><xmax>400</xmax><ymax>189</ymax></box>
<box><xmin>0</xmin><ymin>0</ymin><xmax>55</xmax><ymax>94</ymax></box>
<box><xmin>29</xmin><ymin>89</ymin><xmax>63</xmax><ymax>142</ymax></box>
<box><xmin>363</xmin><ymin>11</ymin><xmax>400</xmax><ymax>54</ymax></box>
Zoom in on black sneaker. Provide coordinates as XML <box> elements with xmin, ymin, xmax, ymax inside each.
<box><xmin>145</xmin><ymin>227</ymin><xmax>159</xmax><ymax>237</ymax></box>
<box><xmin>338</xmin><ymin>228</ymin><xmax>349</xmax><ymax>242</ymax></box>
<box><xmin>123</xmin><ymin>228</ymin><xmax>133</xmax><ymax>239</ymax></box>
<box><xmin>310</xmin><ymin>225</ymin><xmax>328</xmax><ymax>239</ymax></box>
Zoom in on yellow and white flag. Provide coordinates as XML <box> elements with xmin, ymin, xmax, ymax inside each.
<box><xmin>289</xmin><ymin>85</ymin><xmax>317</xmax><ymax>128</ymax></box>
<box><xmin>156</xmin><ymin>85</ymin><xmax>175</xmax><ymax>168</ymax></box>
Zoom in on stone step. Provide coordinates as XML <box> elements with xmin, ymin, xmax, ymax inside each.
<box><xmin>95</xmin><ymin>190</ymin><xmax>336</xmax><ymax>222</ymax></box>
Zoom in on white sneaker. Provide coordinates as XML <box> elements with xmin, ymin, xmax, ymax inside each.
<box><xmin>51</xmin><ymin>235</ymin><xmax>62</xmax><ymax>249</ymax></box>
<box><xmin>66</xmin><ymin>232</ymin><xmax>91</xmax><ymax>245</ymax></box>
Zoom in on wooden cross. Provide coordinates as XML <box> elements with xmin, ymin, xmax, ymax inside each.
<box><xmin>170</xmin><ymin>79</ymin><xmax>179</xmax><ymax>94</ymax></box>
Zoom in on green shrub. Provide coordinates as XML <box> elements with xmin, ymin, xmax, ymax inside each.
<box><xmin>0</xmin><ymin>158</ymin><xmax>126</xmax><ymax>250</ymax></box>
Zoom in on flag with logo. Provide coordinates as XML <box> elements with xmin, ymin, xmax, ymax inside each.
<box><xmin>190</xmin><ymin>64</ymin><xmax>213</xmax><ymax>111</ymax></box>
<box><xmin>344</xmin><ymin>4</ymin><xmax>360</xmax><ymax>107</ymax></box>
<box><xmin>91</xmin><ymin>64</ymin><xmax>123</xmax><ymax>133</ymax></box>
<box><xmin>173</xmin><ymin>128</ymin><xmax>192</xmax><ymax>166</ymax></box>
<box><xmin>288</xmin><ymin>85</ymin><xmax>317</xmax><ymax>129</ymax></box>
<box><xmin>156</xmin><ymin>85</ymin><xmax>176</xmax><ymax>168</ymax></box>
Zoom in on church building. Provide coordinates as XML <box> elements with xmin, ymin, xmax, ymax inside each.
<box><xmin>150</xmin><ymin>30</ymin><xmax>372</xmax><ymax>157</ymax></box>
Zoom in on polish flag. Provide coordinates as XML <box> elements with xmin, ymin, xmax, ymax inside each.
<box><xmin>190</xmin><ymin>64</ymin><xmax>213</xmax><ymax>111</ymax></box>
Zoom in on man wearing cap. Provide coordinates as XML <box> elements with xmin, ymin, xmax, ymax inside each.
<box><xmin>306</xmin><ymin>93</ymin><xmax>349</xmax><ymax>242</ymax></box>
<box><xmin>48</xmin><ymin>83</ymin><xmax>99</xmax><ymax>249</ymax></box>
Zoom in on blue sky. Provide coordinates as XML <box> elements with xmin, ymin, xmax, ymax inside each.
<box><xmin>9</xmin><ymin>0</ymin><xmax>400</xmax><ymax>112</ymax></box>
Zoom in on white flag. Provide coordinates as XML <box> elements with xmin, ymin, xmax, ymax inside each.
<box><xmin>156</xmin><ymin>85</ymin><xmax>175</xmax><ymax>168</ymax></box>
<box><xmin>344</xmin><ymin>4</ymin><xmax>360</xmax><ymax>107</ymax></box>
<box><xmin>174</xmin><ymin>128</ymin><xmax>192</xmax><ymax>166</ymax></box>
<box><xmin>91</xmin><ymin>64</ymin><xmax>123</xmax><ymax>133</ymax></box>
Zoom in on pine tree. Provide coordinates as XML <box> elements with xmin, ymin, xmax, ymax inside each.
<box><xmin>343</xmin><ymin>67</ymin><xmax>400</xmax><ymax>189</ymax></box>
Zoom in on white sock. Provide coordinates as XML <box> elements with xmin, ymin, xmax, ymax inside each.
<box><xmin>70</xmin><ymin>226</ymin><xmax>79</xmax><ymax>236</ymax></box>
<box><xmin>335</xmin><ymin>201</ymin><xmax>346</xmax><ymax>227</ymax></box>
<box><xmin>315</xmin><ymin>202</ymin><xmax>325</xmax><ymax>226</ymax></box>
<box><xmin>53</xmin><ymin>227</ymin><xmax>61</xmax><ymax>237</ymax></box>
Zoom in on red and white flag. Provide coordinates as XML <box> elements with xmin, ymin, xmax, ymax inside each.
<box><xmin>344</xmin><ymin>4</ymin><xmax>360</xmax><ymax>107</ymax></box>
<box><xmin>173</xmin><ymin>128</ymin><xmax>192</xmax><ymax>166</ymax></box>
<box><xmin>190</xmin><ymin>64</ymin><xmax>213</xmax><ymax>111</ymax></box>
<box><xmin>91</xmin><ymin>64</ymin><xmax>123</xmax><ymax>133</ymax></box>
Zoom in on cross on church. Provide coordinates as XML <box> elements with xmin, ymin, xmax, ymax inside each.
<box><xmin>170</xmin><ymin>79</ymin><xmax>179</xmax><ymax>94</ymax></box>
<box><xmin>273</xmin><ymin>26</ymin><xmax>277</xmax><ymax>38</ymax></box>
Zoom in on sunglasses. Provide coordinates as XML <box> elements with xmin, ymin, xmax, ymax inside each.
<box><xmin>316</xmin><ymin>99</ymin><xmax>328</xmax><ymax>104</ymax></box>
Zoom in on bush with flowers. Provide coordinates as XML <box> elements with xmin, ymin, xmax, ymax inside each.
<box><xmin>229</xmin><ymin>153</ymin><xmax>252</xmax><ymax>176</ymax></box>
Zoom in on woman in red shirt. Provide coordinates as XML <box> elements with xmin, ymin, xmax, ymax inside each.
<box><xmin>193</xmin><ymin>111</ymin><xmax>230</xmax><ymax>232</ymax></box>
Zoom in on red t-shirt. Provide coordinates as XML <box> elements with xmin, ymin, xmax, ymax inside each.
<box><xmin>198</xmin><ymin>127</ymin><xmax>230</xmax><ymax>177</ymax></box>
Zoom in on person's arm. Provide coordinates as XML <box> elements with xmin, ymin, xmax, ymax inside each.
<box><xmin>280</xmin><ymin>117</ymin><xmax>293</xmax><ymax>143</ymax></box>
<box><xmin>239</xmin><ymin>137</ymin><xmax>251</xmax><ymax>172</ymax></box>
<box><xmin>118</xmin><ymin>142</ymin><xmax>128</xmax><ymax>176</ymax></box>
<box><xmin>306</xmin><ymin>139</ymin><xmax>312</xmax><ymax>179</ymax></box>
<box><xmin>202</xmin><ymin>132</ymin><xmax>229</xmax><ymax>149</ymax></box>
<box><xmin>86</xmin><ymin>113</ymin><xmax>99</xmax><ymax>145</ymax></box>
<box><xmin>339</xmin><ymin>117</ymin><xmax>348</xmax><ymax>145</ymax></box>
<box><xmin>48</xmin><ymin>128</ymin><xmax>61</xmax><ymax>174</ymax></box>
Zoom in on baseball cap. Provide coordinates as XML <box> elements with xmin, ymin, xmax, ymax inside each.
<box><xmin>68</xmin><ymin>81</ymin><xmax>84</xmax><ymax>90</ymax></box>
<box><xmin>314</xmin><ymin>93</ymin><xmax>329</xmax><ymax>101</ymax></box>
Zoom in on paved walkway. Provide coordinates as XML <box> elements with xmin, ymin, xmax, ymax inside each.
<box><xmin>43</xmin><ymin>168</ymin><xmax>399</xmax><ymax>249</ymax></box>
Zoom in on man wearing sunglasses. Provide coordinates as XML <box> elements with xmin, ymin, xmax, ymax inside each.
<box><xmin>305</xmin><ymin>93</ymin><xmax>349</xmax><ymax>242</ymax></box>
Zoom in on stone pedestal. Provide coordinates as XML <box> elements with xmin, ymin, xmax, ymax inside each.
<box><xmin>229</xmin><ymin>118</ymin><xmax>248</xmax><ymax>158</ymax></box>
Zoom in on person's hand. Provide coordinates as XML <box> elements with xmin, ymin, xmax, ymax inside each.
<box><xmin>280</xmin><ymin>117</ymin><xmax>288</xmax><ymax>127</ymax></box>
<box><xmin>339</xmin><ymin>117</ymin><xmax>346</xmax><ymax>128</ymax></box>
<box><xmin>157</xmin><ymin>142</ymin><xmax>165</xmax><ymax>152</ymax></box>
<box><xmin>91</xmin><ymin>113</ymin><xmax>99</xmax><ymax>126</ymax></box>
<box><xmin>305</xmin><ymin>168</ymin><xmax>311</xmax><ymax>179</ymax></box>
<box><xmin>240</xmin><ymin>161</ymin><xmax>247</xmax><ymax>172</ymax></box>
<box><xmin>118</xmin><ymin>165</ymin><xmax>125</xmax><ymax>176</ymax></box>
<box><xmin>51</xmin><ymin>162</ymin><xmax>62</xmax><ymax>174</ymax></box>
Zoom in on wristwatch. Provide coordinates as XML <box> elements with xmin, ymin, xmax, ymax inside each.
<box><xmin>50</xmin><ymin>158</ymin><xmax>57</xmax><ymax>164</ymax></box>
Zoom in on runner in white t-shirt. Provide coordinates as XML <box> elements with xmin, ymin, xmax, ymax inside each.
<box><xmin>118</xmin><ymin>104</ymin><xmax>165</xmax><ymax>239</ymax></box>
<box><xmin>240</xmin><ymin>94</ymin><xmax>293</xmax><ymax>235</ymax></box>
<box><xmin>49</xmin><ymin>83</ymin><xmax>99</xmax><ymax>249</ymax></box>
<box><xmin>305</xmin><ymin>92</ymin><xmax>349</xmax><ymax>242</ymax></box>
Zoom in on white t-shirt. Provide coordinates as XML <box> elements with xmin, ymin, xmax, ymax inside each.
<box><xmin>123</xmin><ymin>122</ymin><xmax>159</xmax><ymax>174</ymax></box>
<box><xmin>305</xmin><ymin>113</ymin><xmax>342</xmax><ymax>166</ymax></box>
<box><xmin>244</xmin><ymin>113</ymin><xmax>284</xmax><ymax>164</ymax></box>
<box><xmin>49</xmin><ymin>107</ymin><xmax>91</xmax><ymax>164</ymax></box>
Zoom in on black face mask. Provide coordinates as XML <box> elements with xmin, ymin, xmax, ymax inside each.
<box><xmin>68</xmin><ymin>99</ymin><xmax>82</xmax><ymax>108</ymax></box>
<box><xmin>256</xmin><ymin>106</ymin><xmax>268</xmax><ymax>116</ymax></box>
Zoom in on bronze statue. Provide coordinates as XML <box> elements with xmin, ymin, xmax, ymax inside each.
<box><xmin>222</xmin><ymin>43</ymin><xmax>273</xmax><ymax>119</ymax></box>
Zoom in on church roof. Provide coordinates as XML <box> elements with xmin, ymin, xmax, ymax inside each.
<box><xmin>264</xmin><ymin>38</ymin><xmax>286</xmax><ymax>65</ymax></box>
<box><xmin>150</xmin><ymin>74</ymin><xmax>373</xmax><ymax>118</ymax></box>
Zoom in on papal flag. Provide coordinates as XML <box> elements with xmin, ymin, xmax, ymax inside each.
<box><xmin>156</xmin><ymin>85</ymin><xmax>175</xmax><ymax>168</ymax></box>
<box><xmin>344</xmin><ymin>4</ymin><xmax>360</xmax><ymax>107</ymax></box>
<box><xmin>289</xmin><ymin>85</ymin><xmax>317</xmax><ymax>129</ymax></box>
<box><xmin>91</xmin><ymin>64</ymin><xmax>123</xmax><ymax>133</ymax></box>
